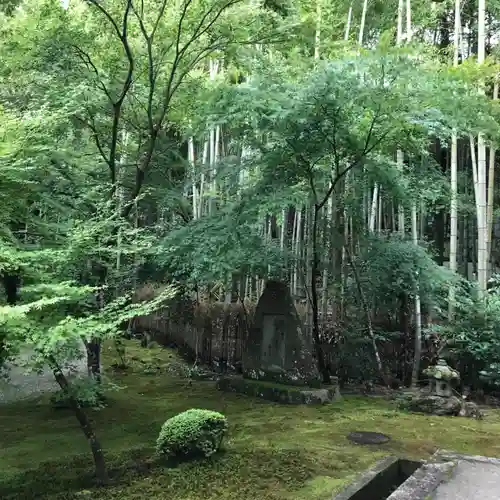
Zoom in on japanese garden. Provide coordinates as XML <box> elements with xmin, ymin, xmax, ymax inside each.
<box><xmin>1</xmin><ymin>0</ymin><xmax>500</xmax><ymax>498</ymax></box>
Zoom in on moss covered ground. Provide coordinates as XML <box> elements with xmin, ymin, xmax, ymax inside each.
<box><xmin>2</xmin><ymin>340</ymin><xmax>500</xmax><ymax>499</ymax></box>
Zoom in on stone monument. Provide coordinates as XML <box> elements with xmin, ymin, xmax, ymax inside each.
<box><xmin>242</xmin><ymin>280</ymin><xmax>320</xmax><ymax>386</ymax></box>
<box><xmin>217</xmin><ymin>280</ymin><xmax>339</xmax><ymax>404</ymax></box>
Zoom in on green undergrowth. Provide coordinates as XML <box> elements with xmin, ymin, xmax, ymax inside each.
<box><xmin>1</xmin><ymin>340</ymin><xmax>500</xmax><ymax>499</ymax></box>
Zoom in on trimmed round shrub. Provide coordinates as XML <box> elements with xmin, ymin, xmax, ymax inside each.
<box><xmin>156</xmin><ymin>408</ymin><xmax>228</xmax><ymax>459</ymax></box>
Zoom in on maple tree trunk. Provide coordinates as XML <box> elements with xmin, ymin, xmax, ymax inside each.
<box><xmin>51</xmin><ymin>363</ymin><xmax>108</xmax><ymax>484</ymax></box>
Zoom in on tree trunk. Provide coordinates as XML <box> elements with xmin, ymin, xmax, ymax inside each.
<box><xmin>321</xmin><ymin>199</ymin><xmax>331</xmax><ymax>319</ymax></box>
<box><xmin>314</xmin><ymin>0</ymin><xmax>321</xmax><ymax>60</ymax></box>
<box><xmin>395</xmin><ymin>4</ymin><xmax>405</xmax><ymax>234</ymax></box>
<box><xmin>410</xmin><ymin>202</ymin><xmax>422</xmax><ymax>387</ymax></box>
<box><xmin>344</xmin><ymin>1</ymin><xmax>353</xmax><ymax>41</ymax></box>
<box><xmin>369</xmin><ymin>183</ymin><xmax>378</xmax><ymax>232</ymax></box>
<box><xmin>448</xmin><ymin>0</ymin><xmax>460</xmax><ymax>318</ymax></box>
<box><xmin>344</xmin><ymin>244</ymin><xmax>387</xmax><ymax>386</ymax></box>
<box><xmin>51</xmin><ymin>362</ymin><xmax>108</xmax><ymax>484</ymax></box>
<box><xmin>405</xmin><ymin>0</ymin><xmax>421</xmax><ymax>388</ymax></box>
<box><xmin>477</xmin><ymin>132</ymin><xmax>488</xmax><ymax>293</ymax></box>
<box><xmin>449</xmin><ymin>133</ymin><xmax>458</xmax><ymax>314</ymax></box>
<box><xmin>486</xmin><ymin>81</ymin><xmax>498</xmax><ymax>261</ymax></box>
<box><xmin>311</xmin><ymin>204</ymin><xmax>330</xmax><ymax>384</ymax></box>
<box><xmin>476</xmin><ymin>0</ymin><xmax>488</xmax><ymax>295</ymax></box>
<box><xmin>1</xmin><ymin>273</ymin><xmax>20</xmax><ymax>362</ymax></box>
<box><xmin>358</xmin><ymin>0</ymin><xmax>369</xmax><ymax>45</ymax></box>
<box><xmin>292</xmin><ymin>208</ymin><xmax>301</xmax><ymax>296</ymax></box>
<box><xmin>86</xmin><ymin>339</ymin><xmax>102</xmax><ymax>382</ymax></box>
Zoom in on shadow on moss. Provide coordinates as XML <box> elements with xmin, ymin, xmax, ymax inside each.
<box><xmin>0</xmin><ymin>447</ymin><xmax>317</xmax><ymax>500</ymax></box>
<box><xmin>0</xmin><ymin>447</ymin><xmax>150</xmax><ymax>499</ymax></box>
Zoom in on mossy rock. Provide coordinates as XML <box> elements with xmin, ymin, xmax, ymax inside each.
<box><xmin>399</xmin><ymin>394</ymin><xmax>462</xmax><ymax>416</ymax></box>
<box><xmin>216</xmin><ymin>376</ymin><xmax>340</xmax><ymax>405</ymax></box>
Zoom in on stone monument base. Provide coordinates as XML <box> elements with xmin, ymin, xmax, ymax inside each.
<box><xmin>216</xmin><ymin>375</ymin><xmax>341</xmax><ymax>405</ymax></box>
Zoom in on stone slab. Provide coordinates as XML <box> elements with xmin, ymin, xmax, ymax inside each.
<box><xmin>217</xmin><ymin>375</ymin><xmax>340</xmax><ymax>404</ymax></box>
<box><xmin>432</xmin><ymin>451</ymin><xmax>500</xmax><ymax>500</ymax></box>
<box><xmin>347</xmin><ymin>431</ymin><xmax>391</xmax><ymax>445</ymax></box>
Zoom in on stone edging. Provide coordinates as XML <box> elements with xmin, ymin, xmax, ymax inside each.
<box><xmin>385</xmin><ymin>460</ymin><xmax>456</xmax><ymax>500</ymax></box>
<box><xmin>332</xmin><ymin>449</ymin><xmax>500</xmax><ymax>500</ymax></box>
<box><xmin>434</xmin><ymin>449</ymin><xmax>500</xmax><ymax>466</ymax></box>
<box><xmin>331</xmin><ymin>455</ymin><xmax>457</xmax><ymax>500</ymax></box>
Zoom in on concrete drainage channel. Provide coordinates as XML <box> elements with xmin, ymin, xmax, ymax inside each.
<box><xmin>332</xmin><ymin>457</ymin><xmax>426</xmax><ymax>500</ymax></box>
<box><xmin>332</xmin><ymin>451</ymin><xmax>500</xmax><ymax>500</ymax></box>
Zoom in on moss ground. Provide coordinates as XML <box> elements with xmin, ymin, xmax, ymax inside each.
<box><xmin>2</xmin><ymin>340</ymin><xmax>500</xmax><ymax>499</ymax></box>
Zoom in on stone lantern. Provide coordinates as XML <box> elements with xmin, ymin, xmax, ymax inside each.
<box><xmin>423</xmin><ymin>359</ymin><xmax>460</xmax><ymax>397</ymax></box>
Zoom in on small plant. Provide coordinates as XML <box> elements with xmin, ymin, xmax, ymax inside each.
<box><xmin>156</xmin><ymin>408</ymin><xmax>228</xmax><ymax>460</ymax></box>
<box><xmin>438</xmin><ymin>285</ymin><xmax>500</xmax><ymax>388</ymax></box>
<box><xmin>50</xmin><ymin>375</ymin><xmax>106</xmax><ymax>409</ymax></box>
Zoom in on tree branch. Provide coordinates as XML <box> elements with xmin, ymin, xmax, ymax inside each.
<box><xmin>71</xmin><ymin>45</ymin><xmax>113</xmax><ymax>103</ymax></box>
<box><xmin>86</xmin><ymin>0</ymin><xmax>135</xmax><ymax>189</ymax></box>
<box><xmin>130</xmin><ymin>0</ymin><xmax>169</xmax><ymax>135</ymax></box>
<box><xmin>74</xmin><ymin>114</ymin><xmax>110</xmax><ymax>170</ymax></box>
<box><xmin>160</xmin><ymin>0</ymin><xmax>243</xmax><ymax>124</ymax></box>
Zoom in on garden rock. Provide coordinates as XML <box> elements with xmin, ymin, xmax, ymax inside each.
<box><xmin>300</xmin><ymin>388</ymin><xmax>332</xmax><ymax>404</ymax></box>
<box><xmin>459</xmin><ymin>401</ymin><xmax>484</xmax><ymax>420</ymax></box>
<box><xmin>405</xmin><ymin>394</ymin><xmax>462</xmax><ymax>416</ymax></box>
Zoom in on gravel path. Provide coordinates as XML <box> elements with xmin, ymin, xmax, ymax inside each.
<box><xmin>0</xmin><ymin>346</ymin><xmax>88</xmax><ymax>404</ymax></box>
